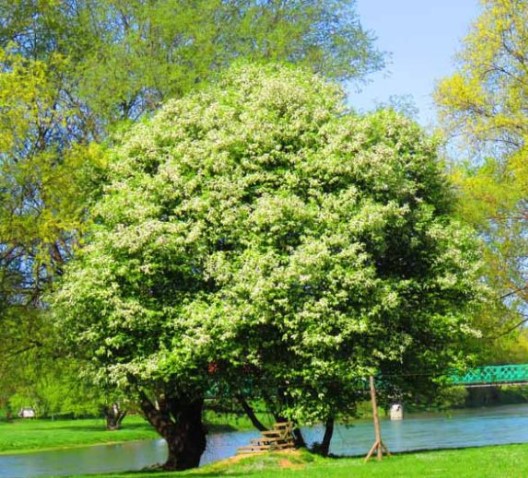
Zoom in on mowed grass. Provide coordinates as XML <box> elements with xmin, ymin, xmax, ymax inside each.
<box><xmin>72</xmin><ymin>445</ymin><xmax>528</xmax><ymax>478</ymax></box>
<box><xmin>0</xmin><ymin>415</ymin><xmax>157</xmax><ymax>454</ymax></box>
<box><xmin>0</xmin><ymin>411</ymin><xmax>266</xmax><ymax>454</ymax></box>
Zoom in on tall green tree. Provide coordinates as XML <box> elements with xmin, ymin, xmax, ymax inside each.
<box><xmin>435</xmin><ymin>0</ymin><xmax>528</xmax><ymax>357</ymax></box>
<box><xmin>53</xmin><ymin>64</ymin><xmax>486</xmax><ymax>468</ymax></box>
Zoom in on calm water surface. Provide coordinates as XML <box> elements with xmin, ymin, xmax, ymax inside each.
<box><xmin>2</xmin><ymin>404</ymin><xmax>528</xmax><ymax>478</ymax></box>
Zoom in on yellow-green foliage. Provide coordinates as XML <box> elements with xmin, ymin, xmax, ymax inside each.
<box><xmin>436</xmin><ymin>0</ymin><xmax>528</xmax><ymax>147</ymax></box>
<box><xmin>0</xmin><ymin>47</ymin><xmax>107</xmax><ymax>271</ymax></box>
<box><xmin>436</xmin><ymin>0</ymin><xmax>528</xmax><ymax>361</ymax></box>
<box><xmin>0</xmin><ymin>46</ymin><xmax>107</xmax><ymax>412</ymax></box>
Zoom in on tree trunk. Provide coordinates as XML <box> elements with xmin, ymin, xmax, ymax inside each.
<box><xmin>103</xmin><ymin>403</ymin><xmax>127</xmax><ymax>431</ymax></box>
<box><xmin>293</xmin><ymin>426</ymin><xmax>306</xmax><ymax>448</ymax></box>
<box><xmin>236</xmin><ymin>395</ymin><xmax>268</xmax><ymax>432</ymax></box>
<box><xmin>164</xmin><ymin>400</ymin><xmax>206</xmax><ymax>471</ymax></box>
<box><xmin>140</xmin><ymin>392</ymin><xmax>206</xmax><ymax>471</ymax></box>
<box><xmin>319</xmin><ymin>416</ymin><xmax>334</xmax><ymax>456</ymax></box>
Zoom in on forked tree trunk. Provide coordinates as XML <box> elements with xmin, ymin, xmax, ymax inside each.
<box><xmin>103</xmin><ymin>403</ymin><xmax>127</xmax><ymax>431</ymax></box>
<box><xmin>140</xmin><ymin>392</ymin><xmax>206</xmax><ymax>471</ymax></box>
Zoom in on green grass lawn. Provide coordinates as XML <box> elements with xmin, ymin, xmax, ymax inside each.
<box><xmin>0</xmin><ymin>415</ymin><xmax>158</xmax><ymax>454</ymax></box>
<box><xmin>71</xmin><ymin>444</ymin><xmax>528</xmax><ymax>478</ymax></box>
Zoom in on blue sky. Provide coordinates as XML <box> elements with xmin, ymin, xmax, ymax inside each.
<box><xmin>349</xmin><ymin>0</ymin><xmax>481</xmax><ymax>126</ymax></box>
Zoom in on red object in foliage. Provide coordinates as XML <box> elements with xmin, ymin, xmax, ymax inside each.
<box><xmin>208</xmin><ymin>361</ymin><xmax>219</xmax><ymax>374</ymax></box>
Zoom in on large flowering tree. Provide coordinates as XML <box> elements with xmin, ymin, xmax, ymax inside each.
<box><xmin>53</xmin><ymin>64</ymin><xmax>485</xmax><ymax>468</ymax></box>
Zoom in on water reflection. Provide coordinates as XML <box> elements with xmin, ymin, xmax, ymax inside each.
<box><xmin>1</xmin><ymin>404</ymin><xmax>528</xmax><ymax>478</ymax></box>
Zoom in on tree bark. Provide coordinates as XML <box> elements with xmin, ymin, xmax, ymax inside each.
<box><xmin>102</xmin><ymin>403</ymin><xmax>127</xmax><ymax>431</ymax></box>
<box><xmin>236</xmin><ymin>395</ymin><xmax>268</xmax><ymax>432</ymax></box>
<box><xmin>319</xmin><ymin>416</ymin><xmax>334</xmax><ymax>456</ymax></box>
<box><xmin>140</xmin><ymin>392</ymin><xmax>206</xmax><ymax>470</ymax></box>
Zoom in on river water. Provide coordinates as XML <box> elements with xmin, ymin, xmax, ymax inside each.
<box><xmin>2</xmin><ymin>404</ymin><xmax>528</xmax><ymax>478</ymax></box>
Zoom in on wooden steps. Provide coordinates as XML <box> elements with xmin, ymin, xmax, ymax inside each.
<box><xmin>237</xmin><ymin>422</ymin><xmax>295</xmax><ymax>454</ymax></box>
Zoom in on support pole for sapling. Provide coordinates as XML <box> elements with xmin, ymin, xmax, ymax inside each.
<box><xmin>365</xmin><ymin>375</ymin><xmax>391</xmax><ymax>462</ymax></box>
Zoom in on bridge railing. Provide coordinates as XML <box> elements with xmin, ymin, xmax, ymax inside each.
<box><xmin>449</xmin><ymin>364</ymin><xmax>528</xmax><ymax>387</ymax></box>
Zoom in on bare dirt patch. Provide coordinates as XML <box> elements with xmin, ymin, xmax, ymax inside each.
<box><xmin>278</xmin><ymin>458</ymin><xmax>305</xmax><ymax>470</ymax></box>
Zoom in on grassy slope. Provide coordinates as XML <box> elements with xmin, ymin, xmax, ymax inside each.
<box><xmin>72</xmin><ymin>445</ymin><xmax>528</xmax><ymax>478</ymax></box>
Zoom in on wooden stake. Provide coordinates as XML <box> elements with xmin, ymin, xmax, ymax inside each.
<box><xmin>365</xmin><ymin>375</ymin><xmax>391</xmax><ymax>462</ymax></box>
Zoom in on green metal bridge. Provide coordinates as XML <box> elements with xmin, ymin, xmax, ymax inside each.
<box><xmin>449</xmin><ymin>364</ymin><xmax>528</xmax><ymax>387</ymax></box>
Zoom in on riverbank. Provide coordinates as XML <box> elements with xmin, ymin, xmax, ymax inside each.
<box><xmin>0</xmin><ymin>416</ymin><xmax>157</xmax><ymax>455</ymax></box>
<box><xmin>72</xmin><ymin>444</ymin><xmax>528</xmax><ymax>478</ymax></box>
<box><xmin>3</xmin><ymin>405</ymin><xmax>528</xmax><ymax>477</ymax></box>
<box><xmin>0</xmin><ymin>411</ymin><xmax>268</xmax><ymax>455</ymax></box>
<box><xmin>0</xmin><ymin>399</ymin><xmax>395</xmax><ymax>456</ymax></box>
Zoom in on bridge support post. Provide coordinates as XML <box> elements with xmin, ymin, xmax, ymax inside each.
<box><xmin>365</xmin><ymin>375</ymin><xmax>391</xmax><ymax>462</ymax></box>
<box><xmin>390</xmin><ymin>403</ymin><xmax>403</xmax><ymax>420</ymax></box>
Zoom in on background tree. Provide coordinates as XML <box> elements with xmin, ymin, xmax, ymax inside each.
<box><xmin>53</xmin><ymin>63</ymin><xmax>486</xmax><ymax>467</ymax></box>
<box><xmin>0</xmin><ymin>47</ymin><xmax>106</xmax><ymax>419</ymax></box>
<box><xmin>435</xmin><ymin>0</ymin><xmax>528</xmax><ymax>360</ymax></box>
<box><xmin>0</xmin><ymin>0</ymin><xmax>384</xmax><ymax>127</ymax></box>
<box><xmin>0</xmin><ymin>0</ymin><xmax>385</xmax><ymax>413</ymax></box>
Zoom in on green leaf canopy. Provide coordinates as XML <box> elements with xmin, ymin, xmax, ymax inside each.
<box><xmin>54</xmin><ymin>64</ymin><xmax>486</xmax><ymax>424</ymax></box>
